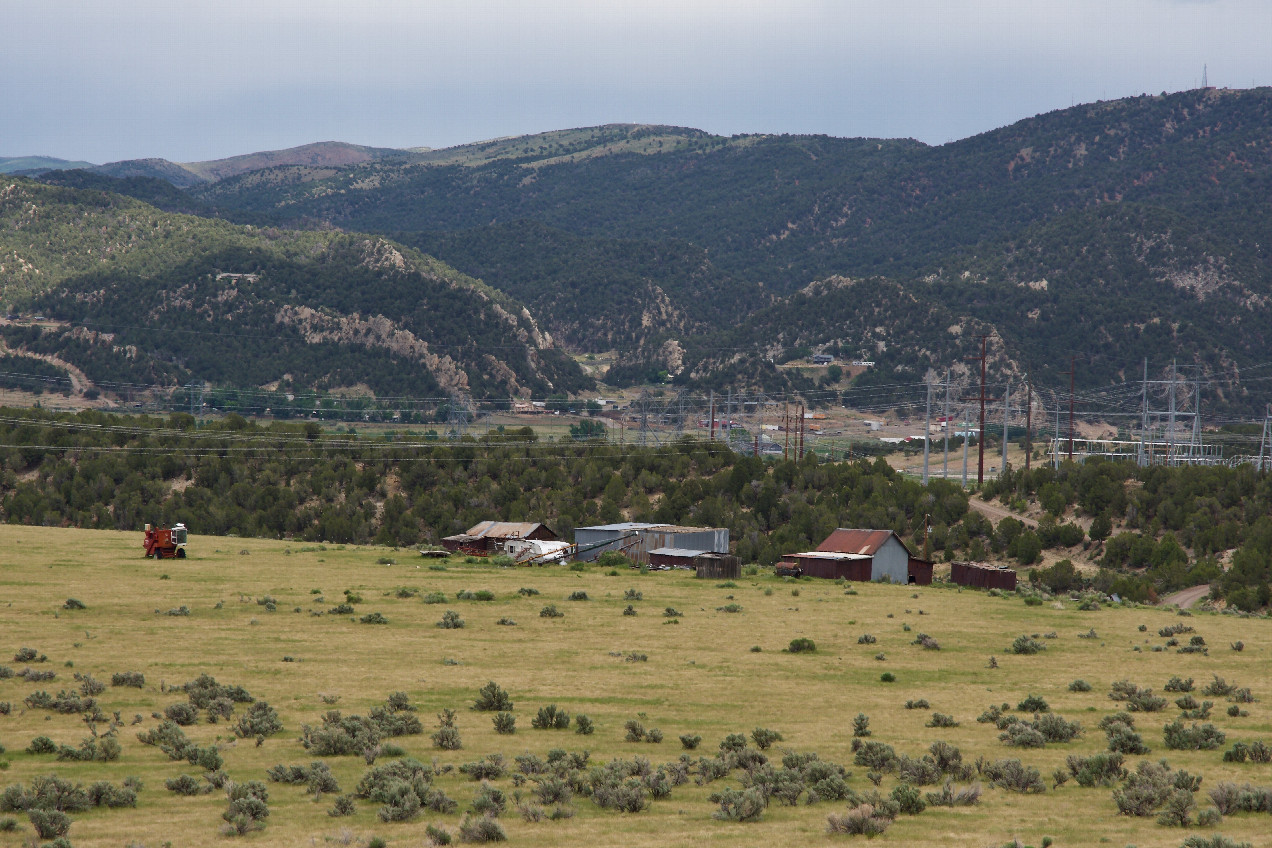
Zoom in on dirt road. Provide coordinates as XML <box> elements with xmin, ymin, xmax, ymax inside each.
<box><xmin>1160</xmin><ymin>585</ymin><xmax>1211</xmax><ymax>609</ymax></box>
<box><xmin>968</xmin><ymin>497</ymin><xmax>1039</xmax><ymax>528</ymax></box>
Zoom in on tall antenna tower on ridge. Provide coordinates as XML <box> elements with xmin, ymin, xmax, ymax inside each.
<box><xmin>1202</xmin><ymin>64</ymin><xmax>1209</xmax><ymax>88</ymax></box>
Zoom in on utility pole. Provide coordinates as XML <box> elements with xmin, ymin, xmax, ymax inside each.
<box><xmin>783</xmin><ymin>402</ymin><xmax>790</xmax><ymax>461</ymax></box>
<box><xmin>923</xmin><ymin>379</ymin><xmax>932</xmax><ymax>485</ymax></box>
<box><xmin>1191</xmin><ymin>377</ymin><xmax>1201</xmax><ymax>460</ymax></box>
<box><xmin>1053</xmin><ymin>400</ymin><xmax>1061</xmax><ymax>470</ymax></box>
<box><xmin>1002</xmin><ymin>380</ymin><xmax>1010</xmax><ymax>476</ymax></box>
<box><xmin>797</xmin><ymin>402</ymin><xmax>804</xmax><ymax>460</ymax></box>
<box><xmin>977</xmin><ymin>336</ymin><xmax>988</xmax><ymax>484</ymax></box>
<box><xmin>709</xmin><ymin>390</ymin><xmax>715</xmax><ymax>442</ymax></box>
<box><xmin>961</xmin><ymin>404</ymin><xmax>970</xmax><ymax>487</ymax></box>
<box><xmin>1024</xmin><ymin>378</ymin><xmax>1032</xmax><ymax>472</ymax></box>
<box><xmin>1066</xmin><ymin>358</ymin><xmax>1075</xmax><ymax>462</ymax></box>
<box><xmin>943</xmin><ymin>370</ymin><xmax>951</xmax><ymax>481</ymax></box>
<box><xmin>1139</xmin><ymin>358</ymin><xmax>1148</xmax><ymax>467</ymax></box>
<box><xmin>1256</xmin><ymin>404</ymin><xmax>1266</xmax><ymax>475</ymax></box>
<box><xmin>1167</xmin><ymin>359</ymin><xmax>1177</xmax><ymax>467</ymax></box>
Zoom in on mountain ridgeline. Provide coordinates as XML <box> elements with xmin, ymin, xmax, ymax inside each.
<box><xmin>6</xmin><ymin>87</ymin><xmax>1272</xmax><ymax>410</ymax></box>
<box><xmin>0</xmin><ymin>181</ymin><xmax>586</xmax><ymax>405</ymax></box>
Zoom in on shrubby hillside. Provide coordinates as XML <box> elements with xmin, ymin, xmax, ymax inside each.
<box><xmin>0</xmin><ymin>180</ymin><xmax>587</xmax><ymax>401</ymax></box>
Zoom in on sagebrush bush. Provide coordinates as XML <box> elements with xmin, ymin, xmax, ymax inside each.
<box><xmin>1223</xmin><ymin>740</ymin><xmax>1272</xmax><ymax>763</ymax></box>
<box><xmin>751</xmin><ymin>728</ymin><xmax>783</xmax><ymax>750</ymax></box>
<box><xmin>980</xmin><ymin>759</ymin><xmax>1045</xmax><ymax>793</ymax></box>
<box><xmin>437</xmin><ymin>610</ymin><xmax>465</xmax><ymax>629</ymax></box>
<box><xmin>709</xmin><ymin>786</ymin><xmax>767</xmax><ymax>821</ymax></box>
<box><xmin>531</xmin><ymin>705</ymin><xmax>570</xmax><ymax>730</ymax></box>
<box><xmin>1011</xmin><ymin>635</ymin><xmax>1047</xmax><ymax>655</ymax></box>
<box><xmin>1164</xmin><ymin>719</ymin><xmax>1226</xmax><ymax>751</ymax></box>
<box><xmin>164</xmin><ymin>702</ymin><xmax>199</xmax><ymax>726</ymax></box>
<box><xmin>539</xmin><ymin>604</ymin><xmax>564</xmax><ymax>618</ymax></box>
<box><xmin>1069</xmin><ymin>679</ymin><xmax>1092</xmax><ymax>693</ymax></box>
<box><xmin>492</xmin><ymin>713</ymin><xmax>516</xmax><ymax>735</ymax></box>
<box><xmin>574</xmin><ymin>714</ymin><xmax>594</xmax><ymax>735</ymax></box>
<box><xmin>1065</xmin><ymin>752</ymin><xmax>1127</xmax><ymax>787</ymax></box>
<box><xmin>924</xmin><ymin>780</ymin><xmax>981</xmax><ymax>807</ymax></box>
<box><xmin>233</xmin><ymin>701</ymin><xmax>283</xmax><ymax>739</ymax></box>
<box><xmin>787</xmin><ymin>638</ymin><xmax>816</xmax><ymax>653</ymax></box>
<box><xmin>826</xmin><ymin>803</ymin><xmax>893</xmax><ymax>836</ymax></box>
<box><xmin>27</xmin><ymin>808</ymin><xmax>71</xmax><ymax>839</ymax></box>
<box><xmin>1017</xmin><ymin>695</ymin><xmax>1049</xmax><ymax>713</ymax></box>
<box><xmin>460</xmin><ymin>754</ymin><xmax>507</xmax><ymax>781</ymax></box>
<box><xmin>1112</xmin><ymin>760</ymin><xmax>1183</xmax><ymax>817</ymax></box>
<box><xmin>474</xmin><ymin>682</ymin><xmax>513</xmax><ymax>712</ymax></box>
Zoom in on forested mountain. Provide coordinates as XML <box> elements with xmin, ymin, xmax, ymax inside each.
<box><xmin>0</xmin><ymin>180</ymin><xmax>587</xmax><ymax>403</ymax></box>
<box><xmin>9</xmin><ymin>88</ymin><xmax>1272</xmax><ymax>411</ymax></box>
<box><xmin>0</xmin><ymin>155</ymin><xmax>95</xmax><ymax>175</ymax></box>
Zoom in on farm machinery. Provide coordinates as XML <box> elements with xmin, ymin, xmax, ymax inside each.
<box><xmin>143</xmin><ymin>523</ymin><xmax>188</xmax><ymax>559</ymax></box>
<box><xmin>508</xmin><ymin>532</ymin><xmax>639</xmax><ymax>566</ymax></box>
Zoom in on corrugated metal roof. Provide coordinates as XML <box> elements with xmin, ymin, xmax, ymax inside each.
<box><xmin>816</xmin><ymin>528</ymin><xmax>911</xmax><ymax>556</ymax></box>
<box><xmin>578</xmin><ymin>522</ymin><xmax>669</xmax><ymax>531</ymax></box>
<box><xmin>648</xmin><ymin>547</ymin><xmax>709</xmax><ymax>558</ymax></box>
<box><xmin>464</xmin><ymin>521</ymin><xmax>551</xmax><ymax>539</ymax></box>
<box><xmin>578</xmin><ymin>523</ymin><xmax>726</xmax><ymax>533</ymax></box>
<box><xmin>787</xmin><ymin>551</ymin><xmax>872</xmax><ymax>561</ymax></box>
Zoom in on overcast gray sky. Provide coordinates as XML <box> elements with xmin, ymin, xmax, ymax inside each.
<box><xmin>3</xmin><ymin>0</ymin><xmax>1269</xmax><ymax>164</ymax></box>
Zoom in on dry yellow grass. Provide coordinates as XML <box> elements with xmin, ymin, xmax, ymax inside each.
<box><xmin>0</xmin><ymin>524</ymin><xmax>1269</xmax><ymax>847</ymax></box>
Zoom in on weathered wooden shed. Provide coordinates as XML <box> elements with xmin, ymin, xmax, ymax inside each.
<box><xmin>907</xmin><ymin>557</ymin><xmax>934</xmax><ymax>586</ymax></box>
<box><xmin>648</xmin><ymin>547</ymin><xmax>707</xmax><ymax>569</ymax></box>
<box><xmin>950</xmin><ymin>561</ymin><xmax>1018</xmax><ymax>590</ymax></box>
<box><xmin>778</xmin><ymin>551</ymin><xmax>873</xmax><ymax>581</ymax></box>
<box><xmin>694</xmin><ymin>553</ymin><xmax>741</xmax><ymax>580</ymax></box>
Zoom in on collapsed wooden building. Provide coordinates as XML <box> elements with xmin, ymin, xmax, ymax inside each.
<box><xmin>441</xmin><ymin>521</ymin><xmax>558</xmax><ymax>555</ymax></box>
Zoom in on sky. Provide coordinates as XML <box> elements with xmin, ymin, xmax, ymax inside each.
<box><xmin>3</xmin><ymin>0</ymin><xmax>1270</xmax><ymax>164</ymax></box>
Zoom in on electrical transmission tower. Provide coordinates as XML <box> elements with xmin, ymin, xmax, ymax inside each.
<box><xmin>445</xmin><ymin>393</ymin><xmax>474</xmax><ymax>440</ymax></box>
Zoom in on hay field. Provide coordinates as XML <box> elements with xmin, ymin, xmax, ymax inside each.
<box><xmin>0</xmin><ymin>525</ymin><xmax>1269</xmax><ymax>847</ymax></box>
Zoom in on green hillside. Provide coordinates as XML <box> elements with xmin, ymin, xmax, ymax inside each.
<box><xmin>0</xmin><ymin>179</ymin><xmax>588</xmax><ymax>402</ymax></box>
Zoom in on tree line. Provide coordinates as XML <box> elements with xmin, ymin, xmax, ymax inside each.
<box><xmin>1</xmin><ymin>408</ymin><xmax>1269</xmax><ymax>609</ymax></box>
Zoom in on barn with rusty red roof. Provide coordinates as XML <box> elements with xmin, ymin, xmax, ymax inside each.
<box><xmin>779</xmin><ymin>528</ymin><xmax>932</xmax><ymax>585</ymax></box>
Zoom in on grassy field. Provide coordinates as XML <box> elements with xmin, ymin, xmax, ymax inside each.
<box><xmin>0</xmin><ymin>526</ymin><xmax>1268</xmax><ymax>848</ymax></box>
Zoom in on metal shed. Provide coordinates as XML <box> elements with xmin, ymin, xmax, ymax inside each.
<box><xmin>573</xmin><ymin>523</ymin><xmax>729</xmax><ymax>564</ymax></box>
